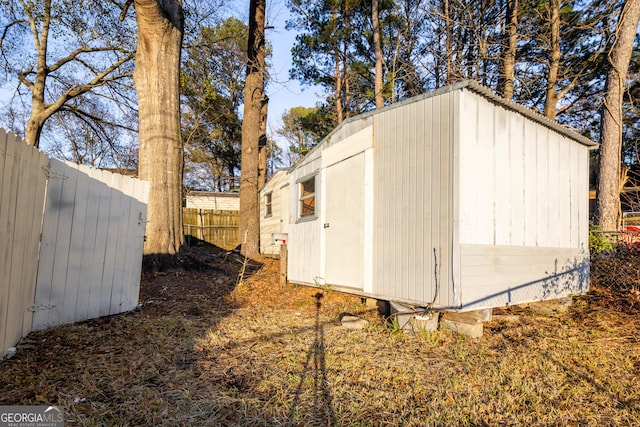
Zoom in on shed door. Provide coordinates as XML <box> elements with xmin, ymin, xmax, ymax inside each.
<box><xmin>324</xmin><ymin>153</ymin><xmax>365</xmax><ymax>289</ymax></box>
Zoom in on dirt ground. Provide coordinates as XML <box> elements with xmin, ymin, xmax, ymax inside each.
<box><xmin>1</xmin><ymin>245</ymin><xmax>639</xmax><ymax>426</ymax></box>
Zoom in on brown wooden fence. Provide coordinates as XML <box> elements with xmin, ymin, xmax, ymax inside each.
<box><xmin>183</xmin><ymin>208</ymin><xmax>239</xmax><ymax>249</ymax></box>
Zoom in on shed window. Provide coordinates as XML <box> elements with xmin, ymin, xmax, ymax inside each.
<box><xmin>299</xmin><ymin>177</ymin><xmax>316</xmax><ymax>218</ymax></box>
<box><xmin>265</xmin><ymin>192</ymin><xmax>272</xmax><ymax>217</ymax></box>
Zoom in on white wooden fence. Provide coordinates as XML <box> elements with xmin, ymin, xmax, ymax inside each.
<box><xmin>0</xmin><ymin>130</ymin><xmax>149</xmax><ymax>357</ymax></box>
<box><xmin>0</xmin><ymin>129</ymin><xmax>49</xmax><ymax>358</ymax></box>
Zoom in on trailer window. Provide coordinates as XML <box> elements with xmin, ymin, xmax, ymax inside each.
<box><xmin>299</xmin><ymin>177</ymin><xmax>316</xmax><ymax>218</ymax></box>
<box><xmin>265</xmin><ymin>192</ymin><xmax>272</xmax><ymax>217</ymax></box>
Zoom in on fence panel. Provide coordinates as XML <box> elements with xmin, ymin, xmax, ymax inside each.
<box><xmin>0</xmin><ymin>130</ymin><xmax>48</xmax><ymax>357</ymax></box>
<box><xmin>183</xmin><ymin>208</ymin><xmax>239</xmax><ymax>249</ymax></box>
<box><xmin>32</xmin><ymin>159</ymin><xmax>149</xmax><ymax>331</ymax></box>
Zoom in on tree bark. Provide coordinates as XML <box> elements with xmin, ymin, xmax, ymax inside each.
<box><xmin>543</xmin><ymin>0</ymin><xmax>560</xmax><ymax>119</ymax></box>
<box><xmin>597</xmin><ymin>0</ymin><xmax>640</xmax><ymax>231</ymax></box>
<box><xmin>372</xmin><ymin>0</ymin><xmax>384</xmax><ymax>108</ymax></box>
<box><xmin>134</xmin><ymin>0</ymin><xmax>185</xmax><ymax>260</ymax></box>
<box><xmin>258</xmin><ymin>98</ymin><xmax>269</xmax><ymax>189</ymax></box>
<box><xmin>239</xmin><ymin>0</ymin><xmax>266</xmax><ymax>258</ymax></box>
<box><xmin>331</xmin><ymin>6</ymin><xmax>344</xmax><ymax>124</ymax></box>
<box><xmin>499</xmin><ymin>0</ymin><xmax>518</xmax><ymax>101</ymax></box>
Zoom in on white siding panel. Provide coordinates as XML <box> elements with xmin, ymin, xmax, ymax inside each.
<box><xmin>322</xmin><ymin>126</ymin><xmax>373</xmax><ymax>168</ymax></box>
<box><xmin>288</xmin><ymin>220</ymin><xmax>321</xmax><ymax>285</ymax></box>
<box><xmin>460</xmin><ymin>244</ymin><xmax>589</xmax><ymax>310</ymax></box>
<box><xmin>476</xmin><ymin>95</ymin><xmax>496</xmax><ymax>245</ymax></box>
<box><xmin>494</xmin><ymin>106</ymin><xmax>511</xmax><ymax>245</ymax></box>
<box><xmin>363</xmin><ymin>149</ymin><xmax>374</xmax><ymax>294</ymax></box>
<box><xmin>414</xmin><ymin>98</ymin><xmax>426</xmax><ymax>303</ymax></box>
<box><xmin>535</xmin><ymin>128</ymin><xmax>550</xmax><ymax>246</ymax></box>
<box><xmin>324</xmin><ymin>153</ymin><xmax>365</xmax><ymax>288</ymax></box>
<box><xmin>372</xmin><ymin>90</ymin><xmax>455</xmax><ymax>307</ymax></box>
<box><xmin>569</xmin><ymin>142</ymin><xmax>580</xmax><ymax>248</ymax></box>
<box><xmin>458</xmin><ymin>92</ymin><xmax>478</xmax><ymax>244</ymax></box>
<box><xmin>577</xmin><ymin>144</ymin><xmax>589</xmax><ymax>248</ymax></box>
<box><xmin>287</xmin><ymin>158</ymin><xmax>321</xmax><ymax>285</ymax></box>
<box><xmin>548</xmin><ymin>135</ymin><xmax>562</xmax><ymax>247</ymax></box>
<box><xmin>509</xmin><ymin>114</ymin><xmax>526</xmax><ymax>245</ymax></box>
<box><xmin>523</xmin><ymin>120</ymin><xmax>538</xmax><ymax>246</ymax></box>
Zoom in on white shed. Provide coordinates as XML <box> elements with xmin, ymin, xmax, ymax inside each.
<box><xmin>259</xmin><ymin>169</ymin><xmax>290</xmax><ymax>256</ymax></box>
<box><xmin>279</xmin><ymin>81</ymin><xmax>597</xmax><ymax>311</ymax></box>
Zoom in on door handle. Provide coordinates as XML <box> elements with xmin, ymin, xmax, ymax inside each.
<box><xmin>324</xmin><ymin>223</ymin><xmax>330</xmax><ymax>228</ymax></box>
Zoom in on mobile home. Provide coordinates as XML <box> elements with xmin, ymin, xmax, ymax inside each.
<box><xmin>259</xmin><ymin>169</ymin><xmax>290</xmax><ymax>256</ymax></box>
<box><xmin>265</xmin><ymin>81</ymin><xmax>596</xmax><ymax>312</ymax></box>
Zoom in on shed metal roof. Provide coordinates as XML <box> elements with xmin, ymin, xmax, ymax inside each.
<box><xmin>295</xmin><ymin>80</ymin><xmax>597</xmax><ymax>168</ymax></box>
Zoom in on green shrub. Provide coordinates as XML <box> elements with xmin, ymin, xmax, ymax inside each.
<box><xmin>589</xmin><ymin>225</ymin><xmax>615</xmax><ymax>253</ymax></box>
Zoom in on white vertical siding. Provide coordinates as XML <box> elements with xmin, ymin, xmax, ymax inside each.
<box><xmin>494</xmin><ymin>106</ymin><xmax>511</xmax><ymax>246</ymax></box>
<box><xmin>509</xmin><ymin>113</ymin><xmax>526</xmax><ymax>245</ymax></box>
<box><xmin>456</xmin><ymin>90</ymin><xmax>591</xmax><ymax>310</ymax></box>
<box><xmin>577</xmin><ymin>144</ymin><xmax>589</xmax><ymax>248</ymax></box>
<box><xmin>363</xmin><ymin>149</ymin><xmax>374</xmax><ymax>294</ymax></box>
<box><xmin>287</xmin><ymin>124</ymin><xmax>374</xmax><ymax>286</ymax></box>
<box><xmin>458</xmin><ymin>91</ymin><xmax>587</xmax><ymax>250</ymax></box>
<box><xmin>324</xmin><ymin>153</ymin><xmax>365</xmax><ymax>288</ymax></box>
<box><xmin>287</xmin><ymin>155</ymin><xmax>322</xmax><ymax>285</ymax></box>
<box><xmin>372</xmin><ymin>90</ymin><xmax>455</xmax><ymax>307</ymax></box>
<box><xmin>459</xmin><ymin>245</ymin><xmax>589</xmax><ymax>310</ymax></box>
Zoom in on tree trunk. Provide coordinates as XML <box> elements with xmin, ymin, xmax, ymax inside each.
<box><xmin>372</xmin><ymin>0</ymin><xmax>384</xmax><ymax>108</ymax></box>
<box><xmin>334</xmin><ymin>48</ymin><xmax>344</xmax><ymax>124</ymax></box>
<box><xmin>499</xmin><ymin>0</ymin><xmax>518</xmax><ymax>101</ymax></box>
<box><xmin>543</xmin><ymin>0</ymin><xmax>560</xmax><ymax>119</ymax></box>
<box><xmin>597</xmin><ymin>0</ymin><xmax>640</xmax><ymax>231</ymax></box>
<box><xmin>239</xmin><ymin>0</ymin><xmax>266</xmax><ymax>258</ymax></box>
<box><xmin>258</xmin><ymin>98</ymin><xmax>269</xmax><ymax>189</ymax></box>
<box><xmin>134</xmin><ymin>0</ymin><xmax>185</xmax><ymax>261</ymax></box>
<box><xmin>332</xmin><ymin>6</ymin><xmax>344</xmax><ymax>124</ymax></box>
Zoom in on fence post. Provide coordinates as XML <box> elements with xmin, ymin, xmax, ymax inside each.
<box><xmin>280</xmin><ymin>243</ymin><xmax>288</xmax><ymax>287</ymax></box>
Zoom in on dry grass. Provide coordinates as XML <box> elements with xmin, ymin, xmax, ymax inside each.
<box><xmin>1</xmin><ymin>245</ymin><xmax>639</xmax><ymax>426</ymax></box>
